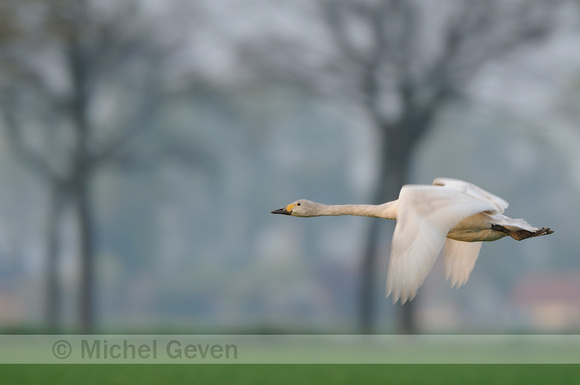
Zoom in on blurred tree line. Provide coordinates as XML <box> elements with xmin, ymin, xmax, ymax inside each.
<box><xmin>0</xmin><ymin>0</ymin><xmax>576</xmax><ymax>333</ymax></box>
<box><xmin>0</xmin><ymin>0</ymin><xmax>200</xmax><ymax>332</ymax></box>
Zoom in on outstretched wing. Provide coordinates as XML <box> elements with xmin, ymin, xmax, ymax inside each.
<box><xmin>443</xmin><ymin>239</ymin><xmax>482</xmax><ymax>288</ymax></box>
<box><xmin>433</xmin><ymin>178</ymin><xmax>508</xmax><ymax>213</ymax></box>
<box><xmin>386</xmin><ymin>185</ymin><xmax>493</xmax><ymax>304</ymax></box>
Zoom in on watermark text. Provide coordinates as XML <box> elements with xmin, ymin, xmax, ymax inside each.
<box><xmin>53</xmin><ymin>338</ymin><xmax>239</xmax><ymax>361</ymax></box>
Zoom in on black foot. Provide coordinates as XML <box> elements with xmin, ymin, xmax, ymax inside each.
<box><xmin>492</xmin><ymin>224</ymin><xmax>553</xmax><ymax>241</ymax></box>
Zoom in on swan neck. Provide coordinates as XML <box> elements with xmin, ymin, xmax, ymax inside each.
<box><xmin>317</xmin><ymin>201</ymin><xmax>397</xmax><ymax>219</ymax></box>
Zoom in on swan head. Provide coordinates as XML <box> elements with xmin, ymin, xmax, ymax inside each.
<box><xmin>271</xmin><ymin>199</ymin><xmax>317</xmax><ymax>217</ymax></box>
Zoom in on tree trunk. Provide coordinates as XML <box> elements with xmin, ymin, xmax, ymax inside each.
<box><xmin>75</xmin><ymin>173</ymin><xmax>94</xmax><ymax>333</ymax></box>
<box><xmin>45</xmin><ymin>185</ymin><xmax>64</xmax><ymax>331</ymax></box>
<box><xmin>358</xmin><ymin>126</ymin><xmax>416</xmax><ymax>334</ymax></box>
<box><xmin>67</xmin><ymin>35</ymin><xmax>96</xmax><ymax>333</ymax></box>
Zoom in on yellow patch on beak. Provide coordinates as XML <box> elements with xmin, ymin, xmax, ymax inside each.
<box><xmin>285</xmin><ymin>203</ymin><xmax>296</xmax><ymax>213</ymax></box>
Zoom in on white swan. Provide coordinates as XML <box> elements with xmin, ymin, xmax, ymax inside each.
<box><xmin>271</xmin><ymin>178</ymin><xmax>553</xmax><ymax>304</ymax></box>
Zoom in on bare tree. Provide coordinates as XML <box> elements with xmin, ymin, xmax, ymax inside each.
<box><xmin>0</xmin><ymin>0</ymin><xmax>180</xmax><ymax>332</ymax></box>
<box><xmin>240</xmin><ymin>0</ymin><xmax>569</xmax><ymax>333</ymax></box>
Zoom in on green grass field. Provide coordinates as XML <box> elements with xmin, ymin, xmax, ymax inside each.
<box><xmin>1</xmin><ymin>364</ymin><xmax>579</xmax><ymax>384</ymax></box>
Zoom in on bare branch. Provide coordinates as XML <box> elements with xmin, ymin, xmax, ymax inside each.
<box><xmin>433</xmin><ymin>0</ymin><xmax>566</xmax><ymax>92</ymax></box>
<box><xmin>1</xmin><ymin>87</ymin><xmax>68</xmax><ymax>183</ymax></box>
<box><xmin>319</xmin><ymin>0</ymin><xmax>367</xmax><ymax>66</ymax></box>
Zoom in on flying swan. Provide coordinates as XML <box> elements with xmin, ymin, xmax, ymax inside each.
<box><xmin>271</xmin><ymin>178</ymin><xmax>553</xmax><ymax>304</ymax></box>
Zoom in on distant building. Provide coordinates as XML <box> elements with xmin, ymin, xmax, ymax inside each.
<box><xmin>510</xmin><ymin>272</ymin><xmax>580</xmax><ymax>331</ymax></box>
<box><xmin>0</xmin><ymin>292</ymin><xmax>25</xmax><ymax>327</ymax></box>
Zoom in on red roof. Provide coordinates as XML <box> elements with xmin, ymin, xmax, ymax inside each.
<box><xmin>511</xmin><ymin>272</ymin><xmax>580</xmax><ymax>304</ymax></box>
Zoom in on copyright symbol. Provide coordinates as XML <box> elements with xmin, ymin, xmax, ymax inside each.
<box><xmin>52</xmin><ymin>340</ymin><xmax>72</xmax><ymax>359</ymax></box>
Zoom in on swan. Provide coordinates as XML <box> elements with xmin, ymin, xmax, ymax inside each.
<box><xmin>271</xmin><ymin>177</ymin><xmax>553</xmax><ymax>304</ymax></box>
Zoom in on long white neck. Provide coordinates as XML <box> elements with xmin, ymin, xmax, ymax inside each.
<box><xmin>312</xmin><ymin>201</ymin><xmax>398</xmax><ymax>220</ymax></box>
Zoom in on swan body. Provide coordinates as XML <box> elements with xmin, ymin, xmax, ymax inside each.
<box><xmin>271</xmin><ymin>178</ymin><xmax>553</xmax><ymax>304</ymax></box>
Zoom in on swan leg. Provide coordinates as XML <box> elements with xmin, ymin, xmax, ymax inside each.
<box><xmin>491</xmin><ymin>224</ymin><xmax>554</xmax><ymax>241</ymax></box>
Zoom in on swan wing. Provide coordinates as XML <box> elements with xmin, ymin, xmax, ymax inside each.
<box><xmin>433</xmin><ymin>178</ymin><xmax>508</xmax><ymax>213</ymax></box>
<box><xmin>386</xmin><ymin>185</ymin><xmax>493</xmax><ymax>304</ymax></box>
<box><xmin>443</xmin><ymin>239</ymin><xmax>482</xmax><ymax>288</ymax></box>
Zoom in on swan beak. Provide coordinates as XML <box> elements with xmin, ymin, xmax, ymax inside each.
<box><xmin>271</xmin><ymin>207</ymin><xmax>292</xmax><ymax>215</ymax></box>
<box><xmin>271</xmin><ymin>204</ymin><xmax>294</xmax><ymax>215</ymax></box>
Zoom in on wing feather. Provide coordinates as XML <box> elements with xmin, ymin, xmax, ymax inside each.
<box><xmin>386</xmin><ymin>185</ymin><xmax>493</xmax><ymax>304</ymax></box>
<box><xmin>443</xmin><ymin>239</ymin><xmax>482</xmax><ymax>288</ymax></box>
<box><xmin>433</xmin><ymin>178</ymin><xmax>508</xmax><ymax>213</ymax></box>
